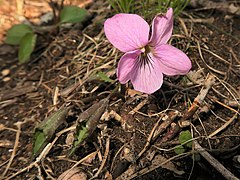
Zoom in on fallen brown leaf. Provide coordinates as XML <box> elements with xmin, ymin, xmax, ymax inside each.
<box><xmin>57</xmin><ymin>167</ymin><xmax>87</xmax><ymax>180</ymax></box>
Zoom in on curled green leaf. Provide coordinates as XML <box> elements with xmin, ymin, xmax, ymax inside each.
<box><xmin>33</xmin><ymin>107</ymin><xmax>68</xmax><ymax>158</ymax></box>
<box><xmin>70</xmin><ymin>98</ymin><xmax>109</xmax><ymax>155</ymax></box>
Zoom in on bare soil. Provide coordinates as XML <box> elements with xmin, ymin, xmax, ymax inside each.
<box><xmin>0</xmin><ymin>1</ymin><xmax>240</xmax><ymax>180</ymax></box>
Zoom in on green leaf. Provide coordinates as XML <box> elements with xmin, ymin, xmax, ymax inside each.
<box><xmin>33</xmin><ymin>107</ymin><xmax>68</xmax><ymax>158</ymax></box>
<box><xmin>18</xmin><ymin>33</ymin><xmax>37</xmax><ymax>64</ymax></box>
<box><xmin>96</xmin><ymin>71</ymin><xmax>114</xmax><ymax>83</ymax></box>
<box><xmin>5</xmin><ymin>24</ymin><xmax>33</xmax><ymax>45</ymax></box>
<box><xmin>59</xmin><ymin>6</ymin><xmax>88</xmax><ymax>24</ymax></box>
<box><xmin>33</xmin><ymin>130</ymin><xmax>45</xmax><ymax>157</ymax></box>
<box><xmin>71</xmin><ymin>121</ymin><xmax>88</xmax><ymax>155</ymax></box>
<box><xmin>179</xmin><ymin>130</ymin><xmax>192</xmax><ymax>148</ymax></box>
<box><xmin>174</xmin><ymin>145</ymin><xmax>185</xmax><ymax>154</ymax></box>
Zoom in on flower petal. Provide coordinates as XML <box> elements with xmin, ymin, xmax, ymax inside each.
<box><xmin>104</xmin><ymin>14</ymin><xmax>149</xmax><ymax>52</ymax></box>
<box><xmin>149</xmin><ymin>8</ymin><xmax>173</xmax><ymax>46</ymax></box>
<box><xmin>153</xmin><ymin>44</ymin><xmax>192</xmax><ymax>75</ymax></box>
<box><xmin>117</xmin><ymin>50</ymin><xmax>141</xmax><ymax>84</ymax></box>
<box><xmin>131</xmin><ymin>53</ymin><xmax>164</xmax><ymax>94</ymax></box>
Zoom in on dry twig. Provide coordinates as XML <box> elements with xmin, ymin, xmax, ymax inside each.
<box><xmin>128</xmin><ymin>99</ymin><xmax>148</xmax><ymax>115</ymax></box>
<box><xmin>160</xmin><ymin>74</ymin><xmax>216</xmax><ymax>144</ymax></box>
<box><xmin>194</xmin><ymin>141</ymin><xmax>239</xmax><ymax>180</ymax></box>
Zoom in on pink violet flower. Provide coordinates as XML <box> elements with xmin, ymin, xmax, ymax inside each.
<box><xmin>104</xmin><ymin>8</ymin><xmax>192</xmax><ymax>94</ymax></box>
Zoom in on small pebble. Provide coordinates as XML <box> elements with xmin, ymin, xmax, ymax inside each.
<box><xmin>3</xmin><ymin>77</ymin><xmax>11</xmax><ymax>82</ymax></box>
<box><xmin>1</xmin><ymin>69</ymin><xmax>10</xmax><ymax>76</ymax></box>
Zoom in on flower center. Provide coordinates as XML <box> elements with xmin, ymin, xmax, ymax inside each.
<box><xmin>138</xmin><ymin>45</ymin><xmax>153</xmax><ymax>69</ymax></box>
<box><xmin>140</xmin><ymin>45</ymin><xmax>151</xmax><ymax>55</ymax></box>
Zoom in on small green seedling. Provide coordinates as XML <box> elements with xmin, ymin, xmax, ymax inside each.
<box><xmin>174</xmin><ymin>129</ymin><xmax>201</xmax><ymax>161</ymax></box>
<box><xmin>174</xmin><ymin>130</ymin><xmax>192</xmax><ymax>154</ymax></box>
<box><xmin>5</xmin><ymin>6</ymin><xmax>88</xmax><ymax>64</ymax></box>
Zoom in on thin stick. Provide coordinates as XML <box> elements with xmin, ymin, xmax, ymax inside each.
<box><xmin>90</xmin><ymin>137</ymin><xmax>110</xmax><ymax>179</ymax></box>
<box><xmin>136</xmin><ymin>116</ymin><xmax>163</xmax><ymax>160</ymax></box>
<box><xmin>6</xmin><ymin>125</ymin><xmax>75</xmax><ymax>179</ymax></box>
<box><xmin>6</xmin><ymin>143</ymin><xmax>52</xmax><ymax>180</ymax></box>
<box><xmin>229</xmin><ymin>48</ymin><xmax>240</xmax><ymax>65</ymax></box>
<box><xmin>60</xmin><ymin>151</ymin><xmax>98</xmax><ymax>180</ymax></box>
<box><xmin>194</xmin><ymin>142</ymin><xmax>238</xmax><ymax>180</ymax></box>
<box><xmin>210</xmin><ymin>98</ymin><xmax>240</xmax><ymax>115</ymax></box>
<box><xmin>179</xmin><ymin>74</ymin><xmax>216</xmax><ymax>127</ymax></box>
<box><xmin>208</xmin><ymin>113</ymin><xmax>238</xmax><ymax>138</ymax></box>
<box><xmin>2</xmin><ymin>122</ymin><xmax>21</xmax><ymax>178</ymax></box>
<box><xmin>196</xmin><ymin>41</ymin><xmax>226</xmax><ymax>76</ymax></box>
<box><xmin>129</xmin><ymin>99</ymin><xmax>148</xmax><ymax>115</ymax></box>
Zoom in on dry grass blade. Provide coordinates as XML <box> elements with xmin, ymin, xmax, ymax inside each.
<box><xmin>128</xmin><ymin>99</ymin><xmax>148</xmax><ymax>115</ymax></box>
<box><xmin>208</xmin><ymin>113</ymin><xmax>238</xmax><ymax>138</ymax></box>
<box><xmin>2</xmin><ymin>122</ymin><xmax>22</xmax><ymax>178</ymax></box>
<box><xmin>196</xmin><ymin>41</ymin><xmax>226</xmax><ymax>76</ymax></box>
<box><xmin>90</xmin><ymin>137</ymin><xmax>110</xmax><ymax>179</ymax></box>
<box><xmin>135</xmin><ymin>116</ymin><xmax>163</xmax><ymax>161</ymax></box>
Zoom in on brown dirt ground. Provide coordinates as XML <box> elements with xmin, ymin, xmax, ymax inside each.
<box><xmin>0</xmin><ymin>0</ymin><xmax>240</xmax><ymax>180</ymax></box>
